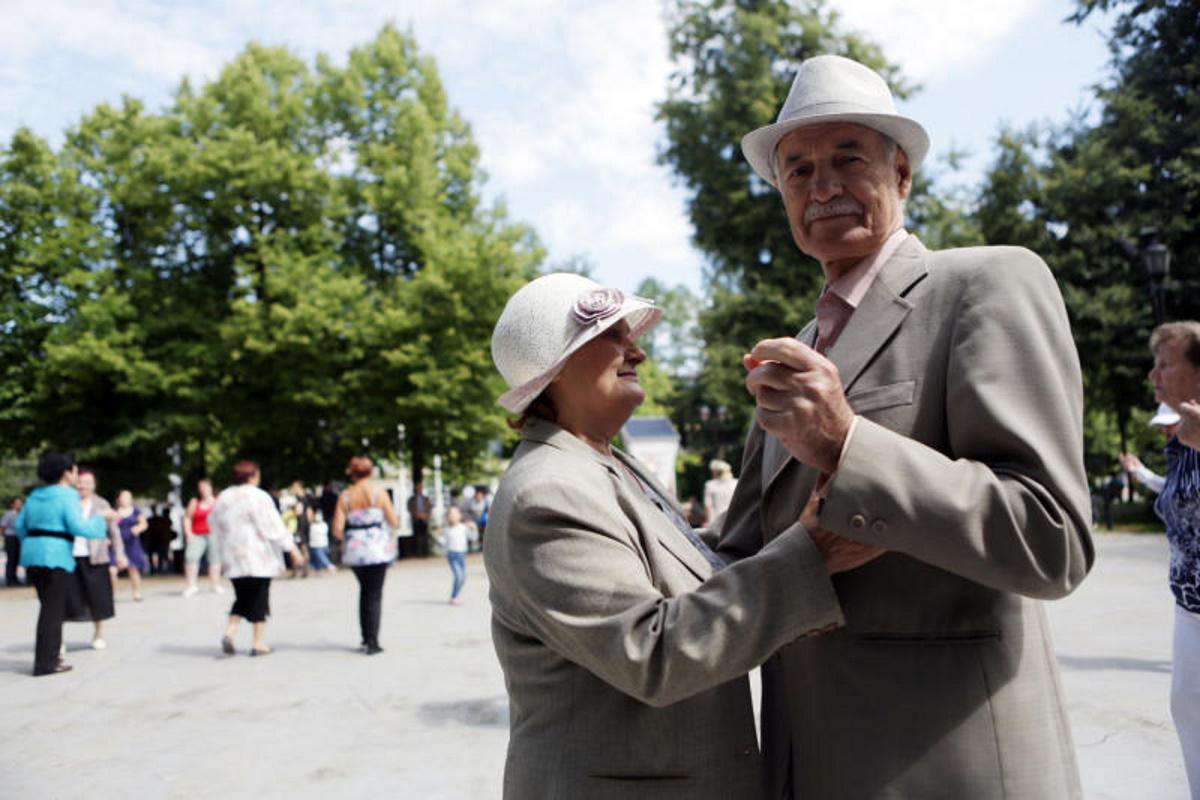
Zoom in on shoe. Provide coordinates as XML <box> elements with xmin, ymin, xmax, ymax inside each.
<box><xmin>182</xmin><ymin>586</ymin><xmax>198</xmax><ymax>598</ymax></box>
<box><xmin>220</xmin><ymin>636</ymin><xmax>235</xmax><ymax>656</ymax></box>
<box><xmin>250</xmin><ymin>646</ymin><xmax>273</xmax><ymax>657</ymax></box>
<box><xmin>450</xmin><ymin>596</ymin><xmax>464</xmax><ymax>605</ymax></box>
<box><xmin>35</xmin><ymin>662</ymin><xmax>73</xmax><ymax>676</ymax></box>
<box><xmin>212</xmin><ymin>585</ymin><xmax>225</xmax><ymax>595</ymax></box>
<box><xmin>133</xmin><ymin>595</ymin><xmax>143</xmax><ymax>602</ymax></box>
<box><xmin>91</xmin><ymin>638</ymin><xmax>106</xmax><ymax>650</ymax></box>
<box><xmin>364</xmin><ymin>643</ymin><xmax>383</xmax><ymax>655</ymax></box>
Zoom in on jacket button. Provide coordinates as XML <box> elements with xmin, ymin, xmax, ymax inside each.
<box><xmin>738</xmin><ymin>746</ymin><xmax>754</xmax><ymax>757</ymax></box>
<box><xmin>871</xmin><ymin>519</ymin><xmax>888</xmax><ymax>534</ymax></box>
<box><xmin>849</xmin><ymin>514</ymin><xmax>867</xmax><ymax>528</ymax></box>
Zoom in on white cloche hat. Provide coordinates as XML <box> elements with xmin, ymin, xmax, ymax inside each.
<box><xmin>491</xmin><ymin>273</ymin><xmax>662</xmax><ymax>414</ymax></box>
<box><xmin>741</xmin><ymin>54</ymin><xmax>930</xmax><ymax>188</ymax></box>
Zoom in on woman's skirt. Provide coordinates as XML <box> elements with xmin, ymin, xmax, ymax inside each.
<box><xmin>66</xmin><ymin>556</ymin><xmax>115</xmax><ymax>622</ymax></box>
<box><xmin>119</xmin><ymin>532</ymin><xmax>150</xmax><ymax>572</ymax></box>
<box><xmin>229</xmin><ymin>577</ymin><xmax>271</xmax><ymax>623</ymax></box>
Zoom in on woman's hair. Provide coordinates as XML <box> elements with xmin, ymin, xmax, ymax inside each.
<box><xmin>1151</xmin><ymin>321</ymin><xmax>1200</xmax><ymax>367</ymax></box>
<box><xmin>77</xmin><ymin>468</ymin><xmax>96</xmax><ymax>480</ymax></box>
<box><xmin>508</xmin><ymin>391</ymin><xmax>558</xmax><ymax>430</ymax></box>
<box><xmin>347</xmin><ymin>455</ymin><xmax>374</xmax><ymax>481</ymax></box>
<box><xmin>36</xmin><ymin>451</ymin><xmax>75</xmax><ymax>484</ymax></box>
<box><xmin>231</xmin><ymin>460</ymin><xmax>259</xmax><ymax>485</ymax></box>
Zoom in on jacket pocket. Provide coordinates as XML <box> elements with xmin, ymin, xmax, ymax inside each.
<box><xmin>847</xmin><ymin>380</ymin><xmax>916</xmax><ymax>414</ymax></box>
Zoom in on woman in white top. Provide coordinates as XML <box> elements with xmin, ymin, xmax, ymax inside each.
<box><xmin>209</xmin><ymin>460</ymin><xmax>304</xmax><ymax>656</ymax></box>
<box><xmin>332</xmin><ymin>455</ymin><xmax>398</xmax><ymax>655</ymax></box>
<box><xmin>66</xmin><ymin>469</ymin><xmax>125</xmax><ymax>649</ymax></box>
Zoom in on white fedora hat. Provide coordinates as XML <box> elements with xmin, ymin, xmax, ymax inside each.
<box><xmin>491</xmin><ymin>273</ymin><xmax>662</xmax><ymax>414</ymax></box>
<box><xmin>741</xmin><ymin>54</ymin><xmax>930</xmax><ymax>188</ymax></box>
<box><xmin>1149</xmin><ymin>402</ymin><xmax>1181</xmax><ymax>427</ymax></box>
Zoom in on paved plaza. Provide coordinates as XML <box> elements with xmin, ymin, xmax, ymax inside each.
<box><xmin>0</xmin><ymin>533</ymin><xmax>1189</xmax><ymax>799</ymax></box>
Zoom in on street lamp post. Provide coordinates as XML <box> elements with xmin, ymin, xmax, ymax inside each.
<box><xmin>1141</xmin><ymin>229</ymin><xmax>1171</xmax><ymax>326</ymax></box>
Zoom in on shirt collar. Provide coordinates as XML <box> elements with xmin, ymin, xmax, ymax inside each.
<box><xmin>825</xmin><ymin>228</ymin><xmax>910</xmax><ymax>309</ymax></box>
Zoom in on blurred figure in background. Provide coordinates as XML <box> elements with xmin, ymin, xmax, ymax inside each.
<box><xmin>702</xmin><ymin>459</ymin><xmax>737</xmax><ymax>528</ymax></box>
<box><xmin>112</xmin><ymin>490</ymin><xmax>149</xmax><ymax>602</ymax></box>
<box><xmin>3</xmin><ymin>496</ymin><xmax>24</xmax><ymax>587</ymax></box>
<box><xmin>307</xmin><ymin>509</ymin><xmax>335</xmax><ymax>574</ymax></box>
<box><xmin>210</xmin><ymin>460</ymin><xmax>304</xmax><ymax>656</ymax></box>
<box><xmin>438</xmin><ymin>506</ymin><xmax>476</xmax><ymax>605</ymax></box>
<box><xmin>65</xmin><ymin>469</ymin><xmax>124</xmax><ymax>650</ymax></box>
<box><xmin>16</xmin><ymin>452</ymin><xmax>114</xmax><ymax>676</ymax></box>
<box><xmin>333</xmin><ymin>456</ymin><xmax>397</xmax><ymax>655</ymax></box>
<box><xmin>183</xmin><ymin>479</ymin><xmax>221</xmax><ymax>596</ymax></box>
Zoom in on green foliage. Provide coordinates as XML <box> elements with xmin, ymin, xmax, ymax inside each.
<box><xmin>974</xmin><ymin>0</ymin><xmax>1199</xmax><ymax>462</ymax></box>
<box><xmin>0</xmin><ymin>25</ymin><xmax>542</xmax><ymax>493</ymax></box>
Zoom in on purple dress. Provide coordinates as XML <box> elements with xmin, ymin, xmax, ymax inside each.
<box><xmin>117</xmin><ymin>507</ymin><xmax>150</xmax><ymax>572</ymax></box>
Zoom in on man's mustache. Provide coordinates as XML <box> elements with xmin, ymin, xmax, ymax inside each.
<box><xmin>804</xmin><ymin>199</ymin><xmax>863</xmax><ymax>224</ymax></box>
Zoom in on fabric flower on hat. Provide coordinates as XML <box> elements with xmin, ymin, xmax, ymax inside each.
<box><xmin>572</xmin><ymin>288</ymin><xmax>625</xmax><ymax>325</ymax></box>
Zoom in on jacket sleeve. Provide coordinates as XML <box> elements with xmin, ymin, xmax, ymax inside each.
<box><xmin>819</xmin><ymin>249</ymin><xmax>1094</xmax><ymax>599</ymax></box>
<box><xmin>497</xmin><ymin>475</ymin><xmax>843</xmax><ymax>708</ymax></box>
<box><xmin>63</xmin><ymin>492</ymin><xmax>108</xmax><ymax>539</ymax></box>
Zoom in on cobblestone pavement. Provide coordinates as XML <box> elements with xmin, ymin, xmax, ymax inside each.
<box><xmin>0</xmin><ymin>533</ymin><xmax>1187</xmax><ymax>798</ymax></box>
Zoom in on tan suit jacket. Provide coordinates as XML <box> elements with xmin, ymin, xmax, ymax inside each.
<box><xmin>719</xmin><ymin>238</ymin><xmax>1094</xmax><ymax>799</ymax></box>
<box><xmin>485</xmin><ymin>419</ymin><xmax>843</xmax><ymax>799</ymax></box>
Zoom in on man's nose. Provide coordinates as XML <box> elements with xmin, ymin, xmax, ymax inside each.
<box><xmin>810</xmin><ymin>165</ymin><xmax>841</xmax><ymax>202</ymax></box>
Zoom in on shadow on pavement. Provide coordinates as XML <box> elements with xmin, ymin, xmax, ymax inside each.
<box><xmin>0</xmin><ymin>658</ymin><xmax>30</xmax><ymax>674</ymax></box>
<box><xmin>418</xmin><ymin>695</ymin><xmax>509</xmax><ymax>728</ymax></box>
<box><xmin>1057</xmin><ymin>654</ymin><xmax>1172</xmax><ymax>673</ymax></box>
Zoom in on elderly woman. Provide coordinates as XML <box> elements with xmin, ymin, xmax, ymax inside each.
<box><xmin>1147</xmin><ymin>321</ymin><xmax>1200</xmax><ymax>796</ymax></box>
<box><xmin>15</xmin><ymin>452</ymin><xmax>116</xmax><ymax>676</ymax></box>
<box><xmin>209</xmin><ymin>461</ymin><xmax>305</xmax><ymax>656</ymax></box>
<box><xmin>65</xmin><ymin>469</ymin><xmax>126</xmax><ymax>650</ymax></box>
<box><xmin>485</xmin><ymin>273</ymin><xmax>877</xmax><ymax>799</ymax></box>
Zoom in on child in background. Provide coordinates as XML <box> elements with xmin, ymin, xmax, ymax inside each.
<box><xmin>438</xmin><ymin>506</ymin><xmax>476</xmax><ymax>605</ymax></box>
<box><xmin>307</xmin><ymin>510</ymin><xmax>335</xmax><ymax>574</ymax></box>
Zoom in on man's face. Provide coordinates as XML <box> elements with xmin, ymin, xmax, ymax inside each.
<box><xmin>774</xmin><ymin>122</ymin><xmax>911</xmax><ymax>277</ymax></box>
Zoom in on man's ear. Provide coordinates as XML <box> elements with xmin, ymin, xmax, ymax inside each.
<box><xmin>895</xmin><ymin>148</ymin><xmax>913</xmax><ymax>200</ymax></box>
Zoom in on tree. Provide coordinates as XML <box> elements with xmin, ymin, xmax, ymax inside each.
<box><xmin>0</xmin><ymin>26</ymin><xmax>543</xmax><ymax>492</ymax></box>
<box><xmin>973</xmin><ymin>0</ymin><xmax>1200</xmax><ymax>459</ymax></box>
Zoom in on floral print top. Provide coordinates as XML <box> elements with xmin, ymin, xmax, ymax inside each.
<box><xmin>209</xmin><ymin>484</ymin><xmax>292</xmax><ymax>579</ymax></box>
<box><xmin>1154</xmin><ymin>437</ymin><xmax>1200</xmax><ymax>613</ymax></box>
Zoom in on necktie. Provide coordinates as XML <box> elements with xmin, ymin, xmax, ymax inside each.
<box><xmin>815</xmin><ymin>289</ymin><xmax>851</xmax><ymax>354</ymax></box>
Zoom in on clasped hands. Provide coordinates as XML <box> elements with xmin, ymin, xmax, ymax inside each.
<box><xmin>744</xmin><ymin>338</ymin><xmax>884</xmax><ymax>574</ymax></box>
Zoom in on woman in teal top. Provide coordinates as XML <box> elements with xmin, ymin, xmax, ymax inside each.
<box><xmin>16</xmin><ymin>452</ymin><xmax>113</xmax><ymax>676</ymax></box>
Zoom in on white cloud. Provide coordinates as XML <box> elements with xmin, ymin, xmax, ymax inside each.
<box><xmin>826</xmin><ymin>0</ymin><xmax>1043</xmax><ymax>82</ymax></box>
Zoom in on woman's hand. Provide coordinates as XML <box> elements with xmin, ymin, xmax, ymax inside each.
<box><xmin>1179</xmin><ymin>401</ymin><xmax>1200</xmax><ymax>450</ymax></box>
<box><xmin>800</xmin><ymin>493</ymin><xmax>886</xmax><ymax>575</ymax></box>
<box><xmin>1118</xmin><ymin>453</ymin><xmax>1144</xmax><ymax>473</ymax></box>
<box><xmin>117</xmin><ymin>556</ymin><xmax>129</xmax><ymax>569</ymax></box>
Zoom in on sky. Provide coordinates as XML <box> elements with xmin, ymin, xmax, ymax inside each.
<box><xmin>1</xmin><ymin>0</ymin><xmax>1116</xmax><ymax>295</ymax></box>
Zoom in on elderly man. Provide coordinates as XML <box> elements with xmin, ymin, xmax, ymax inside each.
<box><xmin>718</xmin><ymin>55</ymin><xmax>1094</xmax><ymax>798</ymax></box>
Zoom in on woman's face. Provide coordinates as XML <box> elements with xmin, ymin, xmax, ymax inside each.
<box><xmin>198</xmin><ymin>480</ymin><xmax>213</xmax><ymax>499</ymax></box>
<box><xmin>77</xmin><ymin>473</ymin><xmax>95</xmax><ymax>499</ymax></box>
<box><xmin>1150</xmin><ymin>338</ymin><xmax>1200</xmax><ymax>408</ymax></box>
<box><xmin>117</xmin><ymin>490</ymin><xmax>133</xmax><ymax>508</ymax></box>
<box><xmin>549</xmin><ymin>320</ymin><xmax>647</xmax><ymax>430</ymax></box>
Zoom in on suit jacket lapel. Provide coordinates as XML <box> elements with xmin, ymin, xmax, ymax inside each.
<box><xmin>762</xmin><ymin>237</ymin><xmax>930</xmax><ymax>496</ymax></box>
<box><xmin>614</xmin><ymin>449</ymin><xmax>714</xmax><ymax>582</ymax></box>
<box><xmin>521</xmin><ymin>419</ymin><xmax>713</xmax><ymax>582</ymax></box>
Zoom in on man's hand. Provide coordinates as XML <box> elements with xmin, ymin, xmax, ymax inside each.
<box><xmin>798</xmin><ymin>491</ymin><xmax>885</xmax><ymax>575</ymax></box>
<box><xmin>744</xmin><ymin>338</ymin><xmax>855</xmax><ymax>473</ymax></box>
<box><xmin>1179</xmin><ymin>400</ymin><xmax>1200</xmax><ymax>450</ymax></box>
